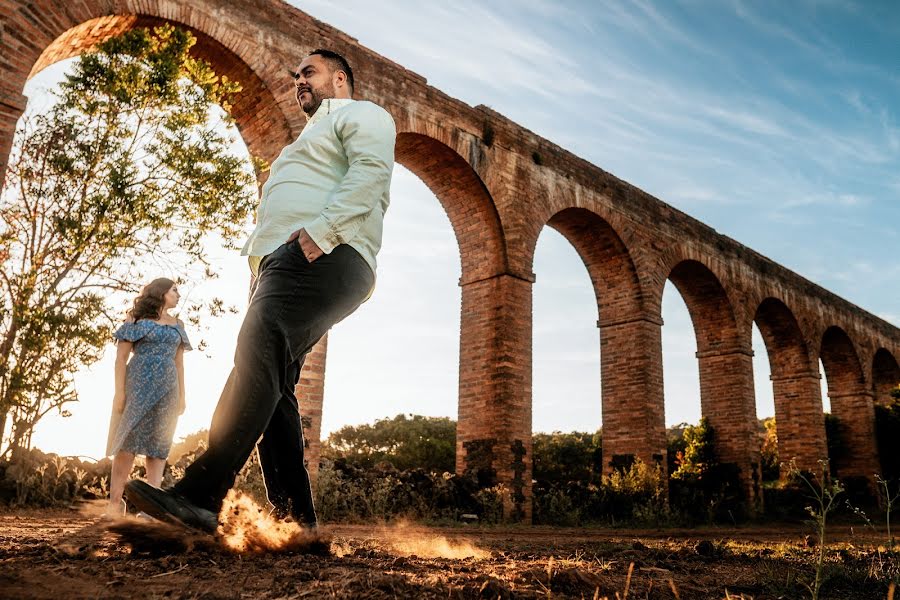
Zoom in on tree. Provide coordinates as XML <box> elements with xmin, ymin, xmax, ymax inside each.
<box><xmin>670</xmin><ymin>417</ymin><xmax>715</xmax><ymax>482</ymax></box>
<box><xmin>322</xmin><ymin>414</ymin><xmax>456</xmax><ymax>473</ymax></box>
<box><xmin>0</xmin><ymin>25</ymin><xmax>260</xmax><ymax>456</ymax></box>
<box><xmin>759</xmin><ymin>416</ymin><xmax>779</xmax><ymax>482</ymax></box>
<box><xmin>532</xmin><ymin>430</ymin><xmax>602</xmax><ymax>484</ymax></box>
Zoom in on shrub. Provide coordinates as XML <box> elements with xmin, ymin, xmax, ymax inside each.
<box><xmin>534</xmin><ymin>459</ymin><xmax>668</xmax><ymax>526</ymax></box>
<box><xmin>0</xmin><ymin>448</ymin><xmax>110</xmax><ymax>507</ymax></box>
<box><xmin>321</xmin><ymin>414</ymin><xmax>455</xmax><ymax>473</ymax></box>
<box><xmin>668</xmin><ymin>419</ymin><xmax>746</xmax><ymax>523</ymax></box>
<box><xmin>760</xmin><ymin>417</ymin><xmax>780</xmax><ymax>482</ymax></box>
<box><xmin>532</xmin><ymin>430</ymin><xmax>602</xmax><ymax>484</ymax></box>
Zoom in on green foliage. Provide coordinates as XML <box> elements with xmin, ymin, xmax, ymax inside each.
<box><xmin>532</xmin><ymin>430</ymin><xmax>602</xmax><ymax>484</ymax></box>
<box><xmin>763</xmin><ymin>473</ymin><xmax>815</xmax><ymax>521</ymax></box>
<box><xmin>0</xmin><ymin>25</ymin><xmax>260</xmax><ymax>455</ymax></box>
<box><xmin>322</xmin><ymin>414</ymin><xmax>456</xmax><ymax>473</ymax></box>
<box><xmin>668</xmin><ymin>418</ymin><xmax>747</xmax><ymax>523</ymax></box>
<box><xmin>788</xmin><ymin>460</ymin><xmax>844</xmax><ymax>600</ymax></box>
<box><xmin>606</xmin><ymin>459</ymin><xmax>669</xmax><ymax>523</ymax></box>
<box><xmin>309</xmin><ymin>459</ymin><xmax>502</xmax><ymax>524</ymax></box>
<box><xmin>666</xmin><ymin>422</ymin><xmax>689</xmax><ymax>475</ymax></box>
<box><xmin>533</xmin><ymin>459</ymin><xmax>669</xmax><ymax>526</ymax></box>
<box><xmin>874</xmin><ymin>474</ymin><xmax>900</xmax><ymax>549</ymax></box>
<box><xmin>760</xmin><ymin>417</ymin><xmax>780</xmax><ymax>482</ymax></box>
<box><xmin>670</xmin><ymin>417</ymin><xmax>715</xmax><ymax>481</ymax></box>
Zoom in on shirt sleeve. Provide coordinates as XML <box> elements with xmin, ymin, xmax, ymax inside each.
<box><xmin>176</xmin><ymin>321</ymin><xmax>193</xmax><ymax>351</ymax></box>
<box><xmin>304</xmin><ymin>102</ymin><xmax>396</xmax><ymax>254</ymax></box>
<box><xmin>113</xmin><ymin>321</ymin><xmax>150</xmax><ymax>343</ymax></box>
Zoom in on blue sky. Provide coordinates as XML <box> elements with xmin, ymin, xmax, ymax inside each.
<box><xmin>22</xmin><ymin>0</ymin><xmax>899</xmax><ymax>457</ymax></box>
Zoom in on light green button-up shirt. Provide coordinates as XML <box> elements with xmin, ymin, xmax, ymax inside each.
<box><xmin>241</xmin><ymin>98</ymin><xmax>396</xmax><ymax>283</ymax></box>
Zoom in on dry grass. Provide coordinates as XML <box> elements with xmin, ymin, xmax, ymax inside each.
<box><xmin>0</xmin><ymin>505</ymin><xmax>897</xmax><ymax>599</ymax></box>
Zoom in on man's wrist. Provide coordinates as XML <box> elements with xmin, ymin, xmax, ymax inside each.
<box><xmin>304</xmin><ymin>219</ymin><xmax>336</xmax><ymax>254</ymax></box>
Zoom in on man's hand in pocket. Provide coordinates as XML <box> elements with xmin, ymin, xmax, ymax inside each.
<box><xmin>286</xmin><ymin>228</ymin><xmax>324</xmax><ymax>262</ymax></box>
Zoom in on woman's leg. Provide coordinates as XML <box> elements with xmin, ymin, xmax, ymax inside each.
<box><xmin>108</xmin><ymin>450</ymin><xmax>135</xmax><ymax>514</ymax></box>
<box><xmin>144</xmin><ymin>456</ymin><xmax>166</xmax><ymax>488</ymax></box>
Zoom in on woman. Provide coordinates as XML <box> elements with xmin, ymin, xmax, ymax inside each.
<box><xmin>105</xmin><ymin>278</ymin><xmax>192</xmax><ymax>516</ymax></box>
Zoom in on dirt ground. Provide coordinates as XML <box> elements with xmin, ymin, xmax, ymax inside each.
<box><xmin>1</xmin><ymin>505</ymin><xmax>897</xmax><ymax>599</ymax></box>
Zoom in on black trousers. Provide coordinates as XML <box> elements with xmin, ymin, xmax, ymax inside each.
<box><xmin>172</xmin><ymin>241</ymin><xmax>374</xmax><ymax>523</ymax></box>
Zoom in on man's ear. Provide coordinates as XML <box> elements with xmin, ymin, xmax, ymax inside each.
<box><xmin>334</xmin><ymin>70</ymin><xmax>347</xmax><ymax>90</ymax></box>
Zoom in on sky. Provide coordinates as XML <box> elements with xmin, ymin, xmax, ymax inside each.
<box><xmin>15</xmin><ymin>0</ymin><xmax>900</xmax><ymax>459</ymax></box>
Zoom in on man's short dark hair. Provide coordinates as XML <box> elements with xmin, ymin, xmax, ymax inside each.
<box><xmin>308</xmin><ymin>49</ymin><xmax>354</xmax><ymax>92</ymax></box>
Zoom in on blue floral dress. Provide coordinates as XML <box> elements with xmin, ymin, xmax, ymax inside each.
<box><xmin>106</xmin><ymin>319</ymin><xmax>192</xmax><ymax>458</ymax></box>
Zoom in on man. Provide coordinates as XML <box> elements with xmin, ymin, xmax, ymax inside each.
<box><xmin>125</xmin><ymin>49</ymin><xmax>396</xmax><ymax>532</ymax></box>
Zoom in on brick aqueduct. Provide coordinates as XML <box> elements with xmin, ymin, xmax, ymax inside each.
<box><xmin>3</xmin><ymin>0</ymin><xmax>900</xmax><ymax>520</ymax></box>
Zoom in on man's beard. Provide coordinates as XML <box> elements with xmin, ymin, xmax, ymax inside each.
<box><xmin>298</xmin><ymin>83</ymin><xmax>336</xmax><ymax>116</ymax></box>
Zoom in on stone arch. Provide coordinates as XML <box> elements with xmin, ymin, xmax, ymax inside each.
<box><xmin>541</xmin><ymin>207</ymin><xmax>646</xmax><ymax>323</ymax></box>
<box><xmin>820</xmin><ymin>326</ymin><xmax>867</xmax><ymax>396</ymax></box>
<box><xmin>664</xmin><ymin>258</ymin><xmax>760</xmax><ymax>503</ymax></box>
<box><xmin>753</xmin><ymin>297</ymin><xmax>826</xmax><ymax>473</ymax></box>
<box><xmin>530</xmin><ymin>207</ymin><xmax>664</xmax><ymax>472</ymax></box>
<box><xmin>390</xmin><ymin>131</ymin><xmax>526</xmax><ymax>517</ymax></box>
<box><xmin>667</xmin><ymin>259</ymin><xmax>742</xmax><ymax>354</ymax></box>
<box><xmin>819</xmin><ymin>326</ymin><xmax>879</xmax><ymax>481</ymax></box>
<box><xmin>872</xmin><ymin>348</ymin><xmax>900</xmax><ymax>407</ymax></box>
<box><xmin>22</xmin><ymin>14</ymin><xmax>295</xmax><ymax>168</ymax></box>
<box><xmin>754</xmin><ymin>298</ymin><xmax>815</xmax><ymax>378</ymax></box>
<box><xmin>394</xmin><ymin>132</ymin><xmax>506</xmax><ymax>283</ymax></box>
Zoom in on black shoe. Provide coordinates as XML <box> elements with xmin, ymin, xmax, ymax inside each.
<box><xmin>302</xmin><ymin>521</ymin><xmax>319</xmax><ymax>534</ymax></box>
<box><xmin>124</xmin><ymin>480</ymin><xmax>218</xmax><ymax>534</ymax></box>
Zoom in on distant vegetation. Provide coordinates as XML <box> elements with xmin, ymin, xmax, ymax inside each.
<box><xmin>6</xmin><ymin>399</ymin><xmax>898</xmax><ymax>531</ymax></box>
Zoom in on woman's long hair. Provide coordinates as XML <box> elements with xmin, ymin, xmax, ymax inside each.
<box><xmin>127</xmin><ymin>278</ymin><xmax>176</xmax><ymax>322</ymax></box>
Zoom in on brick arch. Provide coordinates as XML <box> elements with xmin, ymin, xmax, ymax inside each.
<box><xmin>518</xmin><ymin>189</ymin><xmax>650</xmax><ymax>290</ymax></box>
<box><xmin>666</xmin><ymin>260</ymin><xmax>742</xmax><ymax>354</ymax></box>
<box><xmin>528</xmin><ymin>206</ymin><xmax>665</xmax><ymax>474</ymax></box>
<box><xmin>540</xmin><ymin>207</ymin><xmax>646</xmax><ymax>323</ymax></box>
<box><xmin>753</xmin><ymin>297</ymin><xmax>826</xmax><ymax>472</ymax></box>
<box><xmin>22</xmin><ymin>14</ymin><xmax>294</xmax><ymax>168</ymax></box>
<box><xmin>820</xmin><ymin>326</ymin><xmax>867</xmax><ymax>394</ymax></box>
<box><xmin>754</xmin><ymin>298</ymin><xmax>816</xmax><ymax>378</ymax></box>
<box><xmin>394</xmin><ymin>133</ymin><xmax>523</xmax><ymax>516</ymax></box>
<box><xmin>665</xmin><ymin>258</ymin><xmax>759</xmax><ymax>501</ymax></box>
<box><xmin>394</xmin><ymin>132</ymin><xmax>506</xmax><ymax>283</ymax></box>
<box><xmin>820</xmin><ymin>326</ymin><xmax>879</xmax><ymax>481</ymax></box>
<box><xmin>391</xmin><ymin>133</ymin><xmax>525</xmax><ymax>519</ymax></box>
<box><xmin>872</xmin><ymin>348</ymin><xmax>900</xmax><ymax>407</ymax></box>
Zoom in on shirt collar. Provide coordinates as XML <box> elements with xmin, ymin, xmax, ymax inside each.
<box><xmin>304</xmin><ymin>98</ymin><xmax>355</xmax><ymax>130</ymax></box>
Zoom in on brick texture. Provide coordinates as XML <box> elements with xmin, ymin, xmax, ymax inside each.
<box><xmin>297</xmin><ymin>334</ymin><xmax>327</xmax><ymax>484</ymax></box>
<box><xmin>821</xmin><ymin>327</ymin><xmax>880</xmax><ymax>484</ymax></box>
<box><xmin>755</xmin><ymin>298</ymin><xmax>827</xmax><ymax>476</ymax></box>
<box><xmin>2</xmin><ymin>0</ymin><xmax>900</xmax><ymax>521</ymax></box>
<box><xmin>872</xmin><ymin>349</ymin><xmax>900</xmax><ymax>407</ymax></box>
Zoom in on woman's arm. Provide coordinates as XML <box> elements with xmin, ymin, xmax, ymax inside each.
<box><xmin>113</xmin><ymin>341</ymin><xmax>132</xmax><ymax>412</ymax></box>
<box><xmin>176</xmin><ymin>344</ymin><xmax>186</xmax><ymax>415</ymax></box>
